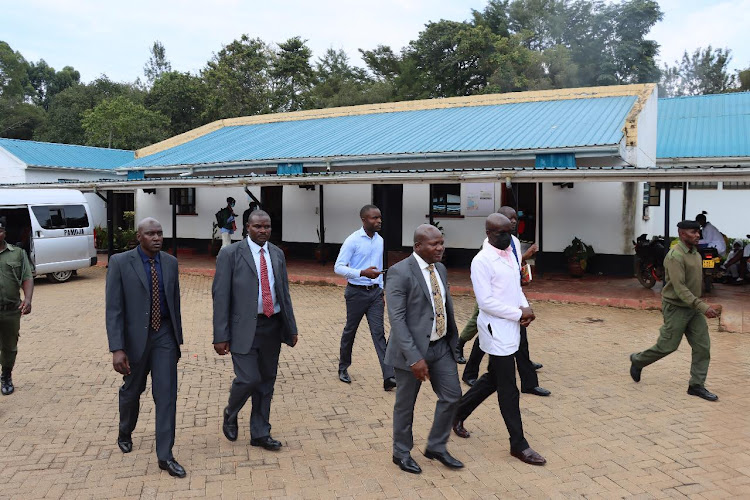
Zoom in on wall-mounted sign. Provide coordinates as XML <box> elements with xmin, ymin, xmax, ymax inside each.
<box><xmin>465</xmin><ymin>183</ymin><xmax>495</xmax><ymax>217</ymax></box>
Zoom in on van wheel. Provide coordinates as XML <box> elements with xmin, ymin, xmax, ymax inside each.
<box><xmin>47</xmin><ymin>271</ymin><xmax>73</xmax><ymax>283</ymax></box>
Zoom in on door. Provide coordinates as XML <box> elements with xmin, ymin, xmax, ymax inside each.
<box><xmin>372</xmin><ymin>184</ymin><xmax>403</xmax><ymax>268</ymax></box>
<box><xmin>261</xmin><ymin>186</ymin><xmax>283</xmax><ymax>244</ymax></box>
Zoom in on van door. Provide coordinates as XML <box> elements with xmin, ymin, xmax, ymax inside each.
<box><xmin>30</xmin><ymin>204</ymin><xmax>93</xmax><ymax>275</ymax></box>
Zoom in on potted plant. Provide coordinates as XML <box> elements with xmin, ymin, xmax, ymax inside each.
<box><xmin>563</xmin><ymin>237</ymin><xmax>595</xmax><ymax>277</ymax></box>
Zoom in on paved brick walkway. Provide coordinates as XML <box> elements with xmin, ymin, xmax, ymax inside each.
<box><xmin>1</xmin><ymin>267</ymin><xmax>748</xmax><ymax>499</ymax></box>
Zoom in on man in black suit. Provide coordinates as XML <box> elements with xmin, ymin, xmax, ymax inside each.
<box><xmin>385</xmin><ymin>224</ymin><xmax>463</xmax><ymax>474</ymax></box>
<box><xmin>106</xmin><ymin>217</ymin><xmax>186</xmax><ymax>478</ymax></box>
<box><xmin>213</xmin><ymin>210</ymin><xmax>299</xmax><ymax>451</ymax></box>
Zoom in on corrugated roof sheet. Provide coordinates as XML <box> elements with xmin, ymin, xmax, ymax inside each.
<box><xmin>0</xmin><ymin>138</ymin><xmax>134</xmax><ymax>169</ymax></box>
<box><xmin>657</xmin><ymin>92</ymin><xmax>750</xmax><ymax>159</ymax></box>
<box><xmin>124</xmin><ymin>96</ymin><xmax>637</xmax><ymax>168</ymax></box>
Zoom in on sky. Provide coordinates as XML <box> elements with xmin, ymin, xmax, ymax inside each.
<box><xmin>1</xmin><ymin>0</ymin><xmax>748</xmax><ymax>84</ymax></box>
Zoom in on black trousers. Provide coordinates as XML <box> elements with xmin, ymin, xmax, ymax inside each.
<box><xmin>463</xmin><ymin>326</ymin><xmax>538</xmax><ymax>391</ymax></box>
<box><xmin>226</xmin><ymin>314</ymin><xmax>282</xmax><ymax>440</ymax></box>
<box><xmin>119</xmin><ymin>320</ymin><xmax>179</xmax><ymax>461</ymax></box>
<box><xmin>455</xmin><ymin>352</ymin><xmax>529</xmax><ymax>453</ymax></box>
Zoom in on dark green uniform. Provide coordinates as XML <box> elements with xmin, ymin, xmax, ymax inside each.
<box><xmin>632</xmin><ymin>241</ymin><xmax>711</xmax><ymax>387</ymax></box>
<box><xmin>0</xmin><ymin>243</ymin><xmax>33</xmax><ymax>371</ymax></box>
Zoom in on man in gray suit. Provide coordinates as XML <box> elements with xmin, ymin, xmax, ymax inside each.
<box><xmin>106</xmin><ymin>217</ymin><xmax>186</xmax><ymax>478</ymax></box>
<box><xmin>213</xmin><ymin>210</ymin><xmax>298</xmax><ymax>451</ymax></box>
<box><xmin>385</xmin><ymin>224</ymin><xmax>463</xmax><ymax>474</ymax></box>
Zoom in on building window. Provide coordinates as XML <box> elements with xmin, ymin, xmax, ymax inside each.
<box><xmin>643</xmin><ymin>182</ymin><xmax>660</xmax><ymax>206</ymax></box>
<box><xmin>431</xmin><ymin>184</ymin><xmax>461</xmax><ymax>216</ymax></box>
<box><xmin>688</xmin><ymin>182</ymin><xmax>718</xmax><ymax>190</ymax></box>
<box><xmin>169</xmin><ymin>188</ymin><xmax>196</xmax><ymax>215</ymax></box>
<box><xmin>722</xmin><ymin>181</ymin><xmax>750</xmax><ymax>190</ymax></box>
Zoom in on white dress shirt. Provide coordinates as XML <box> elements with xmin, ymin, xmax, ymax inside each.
<box><xmin>247</xmin><ymin>237</ymin><xmax>281</xmax><ymax>315</ymax></box>
<box><xmin>412</xmin><ymin>252</ymin><xmax>447</xmax><ymax>340</ymax></box>
<box><xmin>699</xmin><ymin>222</ymin><xmax>726</xmax><ymax>255</ymax></box>
<box><xmin>333</xmin><ymin>227</ymin><xmax>384</xmax><ymax>287</ymax></box>
<box><xmin>472</xmin><ymin>241</ymin><xmax>529</xmax><ymax>356</ymax></box>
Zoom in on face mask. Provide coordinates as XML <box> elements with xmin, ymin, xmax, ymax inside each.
<box><xmin>495</xmin><ymin>232</ymin><xmax>511</xmax><ymax>250</ymax></box>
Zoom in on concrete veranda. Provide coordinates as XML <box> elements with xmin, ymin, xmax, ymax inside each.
<box><xmin>1</xmin><ymin>266</ymin><xmax>749</xmax><ymax>499</ymax></box>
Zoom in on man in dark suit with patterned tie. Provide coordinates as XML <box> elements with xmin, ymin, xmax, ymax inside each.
<box><xmin>213</xmin><ymin>210</ymin><xmax>299</xmax><ymax>451</ymax></box>
<box><xmin>106</xmin><ymin>217</ymin><xmax>186</xmax><ymax>478</ymax></box>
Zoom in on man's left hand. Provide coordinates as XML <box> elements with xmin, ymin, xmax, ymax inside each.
<box><xmin>290</xmin><ymin>335</ymin><xmax>298</xmax><ymax>347</ymax></box>
<box><xmin>18</xmin><ymin>300</ymin><xmax>31</xmax><ymax>315</ymax></box>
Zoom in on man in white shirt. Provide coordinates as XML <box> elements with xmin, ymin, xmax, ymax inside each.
<box><xmin>384</xmin><ymin>224</ymin><xmax>463</xmax><ymax>474</ymax></box>
<box><xmin>454</xmin><ymin>214</ymin><xmax>546</xmax><ymax>466</ymax></box>
<box><xmin>333</xmin><ymin>205</ymin><xmax>395</xmax><ymax>390</ymax></box>
<box><xmin>696</xmin><ymin>212</ymin><xmax>726</xmax><ymax>256</ymax></box>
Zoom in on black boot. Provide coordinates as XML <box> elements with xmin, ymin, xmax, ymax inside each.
<box><xmin>1</xmin><ymin>370</ymin><xmax>13</xmax><ymax>396</ymax></box>
<box><xmin>455</xmin><ymin>339</ymin><xmax>467</xmax><ymax>364</ymax></box>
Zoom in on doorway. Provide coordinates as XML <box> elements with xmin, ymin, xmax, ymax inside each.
<box><xmin>504</xmin><ymin>183</ymin><xmax>537</xmax><ymax>243</ymax></box>
<box><xmin>372</xmin><ymin>184</ymin><xmax>404</xmax><ymax>267</ymax></box>
<box><xmin>261</xmin><ymin>186</ymin><xmax>283</xmax><ymax>244</ymax></box>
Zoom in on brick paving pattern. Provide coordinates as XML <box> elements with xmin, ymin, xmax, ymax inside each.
<box><xmin>0</xmin><ymin>267</ymin><xmax>748</xmax><ymax>499</ymax></box>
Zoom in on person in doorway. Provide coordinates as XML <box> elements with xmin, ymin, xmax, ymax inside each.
<box><xmin>696</xmin><ymin>212</ymin><xmax>726</xmax><ymax>256</ymax></box>
<box><xmin>334</xmin><ymin>204</ymin><xmax>395</xmax><ymax>390</ymax></box>
<box><xmin>454</xmin><ymin>214</ymin><xmax>546</xmax><ymax>466</ymax></box>
<box><xmin>0</xmin><ymin>217</ymin><xmax>33</xmax><ymax>396</ymax></box>
<box><xmin>216</xmin><ymin>197</ymin><xmax>238</xmax><ymax>249</ymax></box>
<box><xmin>213</xmin><ymin>210</ymin><xmax>299</xmax><ymax>451</ymax></box>
<box><xmin>629</xmin><ymin>220</ymin><xmax>721</xmax><ymax>402</ymax></box>
<box><xmin>105</xmin><ymin>217</ymin><xmax>186</xmax><ymax>477</ymax></box>
<box><xmin>242</xmin><ymin>201</ymin><xmax>260</xmax><ymax>238</ymax></box>
<box><xmin>385</xmin><ymin>224</ymin><xmax>463</xmax><ymax>474</ymax></box>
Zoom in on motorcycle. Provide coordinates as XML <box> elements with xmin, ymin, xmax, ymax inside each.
<box><xmin>698</xmin><ymin>247</ymin><xmax>721</xmax><ymax>292</ymax></box>
<box><xmin>633</xmin><ymin>234</ymin><xmax>666</xmax><ymax>289</ymax></box>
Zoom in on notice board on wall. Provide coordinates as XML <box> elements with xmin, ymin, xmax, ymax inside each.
<box><xmin>464</xmin><ymin>183</ymin><xmax>495</xmax><ymax>217</ymax></box>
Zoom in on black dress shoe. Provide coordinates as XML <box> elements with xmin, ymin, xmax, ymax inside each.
<box><xmin>522</xmin><ymin>386</ymin><xmax>551</xmax><ymax>397</ymax></box>
<box><xmin>392</xmin><ymin>455</ymin><xmax>421</xmax><ymax>474</ymax></box>
<box><xmin>532</xmin><ymin>361</ymin><xmax>543</xmax><ymax>370</ymax></box>
<box><xmin>424</xmin><ymin>449</ymin><xmax>464</xmax><ymax>469</ymax></box>
<box><xmin>117</xmin><ymin>433</ymin><xmax>132</xmax><ymax>453</ymax></box>
<box><xmin>338</xmin><ymin>369</ymin><xmax>351</xmax><ymax>384</ymax></box>
<box><xmin>158</xmin><ymin>459</ymin><xmax>187</xmax><ymax>478</ymax></box>
<box><xmin>687</xmin><ymin>385</ymin><xmax>718</xmax><ymax>401</ymax></box>
<box><xmin>250</xmin><ymin>436</ymin><xmax>282</xmax><ymax>451</ymax></box>
<box><xmin>452</xmin><ymin>419</ymin><xmax>470</xmax><ymax>439</ymax></box>
<box><xmin>510</xmin><ymin>447</ymin><xmax>546</xmax><ymax>466</ymax></box>
<box><xmin>383</xmin><ymin>376</ymin><xmax>397</xmax><ymax>391</ymax></box>
<box><xmin>462</xmin><ymin>376</ymin><xmax>476</xmax><ymax>387</ymax></box>
<box><xmin>629</xmin><ymin>353</ymin><xmax>642</xmax><ymax>383</ymax></box>
<box><xmin>0</xmin><ymin>372</ymin><xmax>14</xmax><ymax>395</ymax></box>
<box><xmin>222</xmin><ymin>407</ymin><xmax>238</xmax><ymax>442</ymax></box>
<box><xmin>455</xmin><ymin>340</ymin><xmax>467</xmax><ymax>364</ymax></box>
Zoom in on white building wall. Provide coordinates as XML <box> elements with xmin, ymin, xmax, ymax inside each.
<box><xmin>0</xmin><ymin>149</ymin><xmax>26</xmax><ymax>184</ymax></box>
<box><xmin>281</xmin><ymin>185</ymin><xmax>321</xmax><ymax>243</ymax></box>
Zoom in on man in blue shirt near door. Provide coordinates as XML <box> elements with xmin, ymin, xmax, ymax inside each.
<box><xmin>334</xmin><ymin>205</ymin><xmax>396</xmax><ymax>391</ymax></box>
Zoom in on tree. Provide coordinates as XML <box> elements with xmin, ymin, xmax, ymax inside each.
<box><xmin>270</xmin><ymin>37</ymin><xmax>314</xmax><ymax>112</ymax></box>
<box><xmin>739</xmin><ymin>67</ymin><xmax>750</xmax><ymax>91</ymax></box>
<box><xmin>27</xmin><ymin>60</ymin><xmax>80</xmax><ymax>110</ymax></box>
<box><xmin>81</xmin><ymin>95</ymin><xmax>169</xmax><ymax>149</ymax></box>
<box><xmin>0</xmin><ymin>99</ymin><xmax>45</xmax><ymax>139</ymax></box>
<box><xmin>145</xmin><ymin>71</ymin><xmax>208</xmax><ymax>135</ymax></box>
<box><xmin>0</xmin><ymin>41</ymin><xmax>44</xmax><ymax>139</ymax></box>
<box><xmin>202</xmin><ymin>35</ymin><xmax>273</xmax><ymax>120</ymax></box>
<box><xmin>310</xmin><ymin>48</ymin><xmax>377</xmax><ymax>108</ymax></box>
<box><xmin>0</xmin><ymin>41</ymin><xmax>31</xmax><ymax>99</ymax></box>
<box><xmin>144</xmin><ymin>41</ymin><xmax>172</xmax><ymax>86</ymax></box>
<box><xmin>659</xmin><ymin>46</ymin><xmax>736</xmax><ymax>97</ymax></box>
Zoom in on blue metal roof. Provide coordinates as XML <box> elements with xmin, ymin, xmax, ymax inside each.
<box><xmin>657</xmin><ymin>92</ymin><xmax>750</xmax><ymax>159</ymax></box>
<box><xmin>0</xmin><ymin>138</ymin><xmax>134</xmax><ymax>170</ymax></box>
<box><xmin>124</xmin><ymin>96</ymin><xmax>638</xmax><ymax>168</ymax></box>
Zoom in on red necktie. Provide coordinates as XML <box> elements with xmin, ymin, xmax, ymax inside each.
<box><xmin>260</xmin><ymin>248</ymin><xmax>274</xmax><ymax>317</ymax></box>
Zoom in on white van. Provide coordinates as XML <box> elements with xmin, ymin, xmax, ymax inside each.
<box><xmin>0</xmin><ymin>188</ymin><xmax>97</xmax><ymax>282</ymax></box>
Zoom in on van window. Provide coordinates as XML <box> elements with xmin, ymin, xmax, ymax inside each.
<box><xmin>32</xmin><ymin>205</ymin><xmax>89</xmax><ymax>229</ymax></box>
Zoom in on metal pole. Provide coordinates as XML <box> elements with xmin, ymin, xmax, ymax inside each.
<box><xmin>664</xmin><ymin>184</ymin><xmax>671</xmax><ymax>239</ymax></box>
<box><xmin>172</xmin><ymin>202</ymin><xmax>177</xmax><ymax>257</ymax></box>
<box><xmin>537</xmin><ymin>182</ymin><xmax>543</xmax><ymax>276</ymax></box>
<box><xmin>318</xmin><ymin>185</ymin><xmax>325</xmax><ymax>263</ymax></box>
<box><xmin>428</xmin><ymin>184</ymin><xmax>434</xmax><ymax>226</ymax></box>
<box><xmin>106</xmin><ymin>191</ymin><xmax>114</xmax><ymax>263</ymax></box>
<box><xmin>681</xmin><ymin>182</ymin><xmax>687</xmax><ymax>221</ymax></box>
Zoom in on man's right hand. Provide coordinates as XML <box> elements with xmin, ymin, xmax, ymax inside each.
<box><xmin>410</xmin><ymin>359</ymin><xmax>429</xmax><ymax>382</ymax></box>
<box><xmin>705</xmin><ymin>307</ymin><xmax>720</xmax><ymax>319</ymax></box>
<box><xmin>360</xmin><ymin>266</ymin><xmax>381</xmax><ymax>279</ymax></box>
<box><xmin>520</xmin><ymin>306</ymin><xmax>535</xmax><ymax>322</ymax></box>
<box><xmin>112</xmin><ymin>350</ymin><xmax>130</xmax><ymax>375</ymax></box>
<box><xmin>214</xmin><ymin>342</ymin><xmax>230</xmax><ymax>355</ymax></box>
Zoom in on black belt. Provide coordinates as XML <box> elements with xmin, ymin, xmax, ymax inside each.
<box><xmin>0</xmin><ymin>303</ymin><xmax>20</xmax><ymax>311</ymax></box>
<box><xmin>258</xmin><ymin>313</ymin><xmax>280</xmax><ymax>319</ymax></box>
<box><xmin>348</xmin><ymin>283</ymin><xmax>380</xmax><ymax>291</ymax></box>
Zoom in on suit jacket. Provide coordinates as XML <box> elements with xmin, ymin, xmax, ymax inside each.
<box><xmin>105</xmin><ymin>248</ymin><xmax>184</xmax><ymax>364</ymax></box>
<box><xmin>212</xmin><ymin>240</ymin><xmax>298</xmax><ymax>353</ymax></box>
<box><xmin>384</xmin><ymin>254</ymin><xmax>459</xmax><ymax>371</ymax></box>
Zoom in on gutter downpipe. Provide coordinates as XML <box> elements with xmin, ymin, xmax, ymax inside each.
<box><xmin>318</xmin><ymin>184</ymin><xmax>325</xmax><ymax>264</ymax></box>
<box><xmin>537</xmin><ymin>182</ymin><xmax>543</xmax><ymax>277</ymax></box>
<box><xmin>106</xmin><ymin>191</ymin><xmax>114</xmax><ymax>264</ymax></box>
<box><xmin>664</xmin><ymin>184</ymin><xmax>671</xmax><ymax>240</ymax></box>
<box><xmin>681</xmin><ymin>182</ymin><xmax>687</xmax><ymax>221</ymax></box>
<box><xmin>172</xmin><ymin>201</ymin><xmax>177</xmax><ymax>257</ymax></box>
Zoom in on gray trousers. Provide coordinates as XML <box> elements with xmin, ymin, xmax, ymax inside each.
<box><xmin>392</xmin><ymin>337</ymin><xmax>461</xmax><ymax>458</ymax></box>
<box><xmin>339</xmin><ymin>285</ymin><xmax>394</xmax><ymax>380</ymax></box>
<box><xmin>119</xmin><ymin>321</ymin><xmax>179</xmax><ymax>462</ymax></box>
<box><xmin>226</xmin><ymin>315</ymin><xmax>282</xmax><ymax>439</ymax></box>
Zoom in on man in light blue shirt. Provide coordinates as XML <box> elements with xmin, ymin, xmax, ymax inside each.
<box><xmin>334</xmin><ymin>205</ymin><xmax>396</xmax><ymax>391</ymax></box>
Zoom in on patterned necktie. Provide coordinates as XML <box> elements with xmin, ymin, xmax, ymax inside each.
<box><xmin>259</xmin><ymin>248</ymin><xmax>274</xmax><ymax>317</ymax></box>
<box><xmin>428</xmin><ymin>264</ymin><xmax>446</xmax><ymax>338</ymax></box>
<box><xmin>148</xmin><ymin>258</ymin><xmax>161</xmax><ymax>331</ymax></box>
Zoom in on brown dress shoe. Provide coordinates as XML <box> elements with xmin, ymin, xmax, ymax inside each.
<box><xmin>510</xmin><ymin>447</ymin><xmax>546</xmax><ymax>466</ymax></box>
<box><xmin>452</xmin><ymin>419</ymin><xmax>470</xmax><ymax>438</ymax></box>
